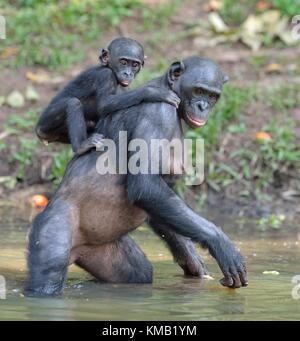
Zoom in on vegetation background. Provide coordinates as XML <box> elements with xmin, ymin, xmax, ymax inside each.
<box><xmin>0</xmin><ymin>0</ymin><xmax>299</xmax><ymax>228</ymax></box>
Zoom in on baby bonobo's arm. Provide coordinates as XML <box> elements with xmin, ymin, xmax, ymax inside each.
<box><xmin>77</xmin><ymin>74</ymin><xmax>180</xmax><ymax>156</ymax></box>
<box><xmin>96</xmin><ymin>84</ymin><xmax>181</xmax><ymax>117</ymax></box>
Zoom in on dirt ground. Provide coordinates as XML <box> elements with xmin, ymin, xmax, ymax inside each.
<box><xmin>0</xmin><ymin>0</ymin><xmax>299</xmax><ymax>220</ymax></box>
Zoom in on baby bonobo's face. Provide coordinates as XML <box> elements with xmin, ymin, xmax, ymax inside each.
<box><xmin>108</xmin><ymin>38</ymin><xmax>144</xmax><ymax>87</ymax></box>
<box><xmin>173</xmin><ymin>57</ymin><xmax>229</xmax><ymax>129</ymax></box>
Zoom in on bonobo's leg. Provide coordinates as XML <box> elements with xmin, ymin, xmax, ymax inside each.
<box><xmin>73</xmin><ymin>235</ymin><xmax>153</xmax><ymax>283</ymax></box>
<box><xmin>149</xmin><ymin>218</ymin><xmax>208</xmax><ymax>278</ymax></box>
<box><xmin>25</xmin><ymin>201</ymin><xmax>74</xmax><ymax>296</ymax></box>
<box><xmin>127</xmin><ymin>174</ymin><xmax>248</xmax><ymax>289</ymax></box>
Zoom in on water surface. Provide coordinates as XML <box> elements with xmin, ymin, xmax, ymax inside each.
<box><xmin>0</xmin><ymin>206</ymin><xmax>299</xmax><ymax>320</ymax></box>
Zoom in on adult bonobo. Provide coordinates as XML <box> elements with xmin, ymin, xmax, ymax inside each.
<box><xmin>26</xmin><ymin>56</ymin><xmax>247</xmax><ymax>296</ymax></box>
<box><xmin>35</xmin><ymin>37</ymin><xmax>180</xmax><ymax>155</ymax></box>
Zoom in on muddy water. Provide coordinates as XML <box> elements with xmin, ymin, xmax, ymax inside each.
<box><xmin>0</xmin><ymin>206</ymin><xmax>300</xmax><ymax>321</ymax></box>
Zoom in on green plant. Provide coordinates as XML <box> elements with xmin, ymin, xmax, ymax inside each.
<box><xmin>273</xmin><ymin>0</ymin><xmax>300</xmax><ymax>17</ymax></box>
<box><xmin>220</xmin><ymin>0</ymin><xmax>258</xmax><ymax>26</ymax></box>
<box><xmin>50</xmin><ymin>147</ymin><xmax>73</xmax><ymax>184</ymax></box>
<box><xmin>1</xmin><ymin>0</ymin><xmax>141</xmax><ymax>70</ymax></box>
<box><xmin>10</xmin><ymin>137</ymin><xmax>39</xmax><ymax>178</ymax></box>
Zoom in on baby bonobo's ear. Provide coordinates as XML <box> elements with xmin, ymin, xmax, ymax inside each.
<box><xmin>99</xmin><ymin>48</ymin><xmax>109</xmax><ymax>66</ymax></box>
<box><xmin>223</xmin><ymin>74</ymin><xmax>230</xmax><ymax>83</ymax></box>
<box><xmin>167</xmin><ymin>61</ymin><xmax>185</xmax><ymax>86</ymax></box>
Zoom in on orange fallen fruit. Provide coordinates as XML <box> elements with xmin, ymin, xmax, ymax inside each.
<box><xmin>31</xmin><ymin>194</ymin><xmax>48</xmax><ymax>208</ymax></box>
<box><xmin>255</xmin><ymin>131</ymin><xmax>272</xmax><ymax>141</ymax></box>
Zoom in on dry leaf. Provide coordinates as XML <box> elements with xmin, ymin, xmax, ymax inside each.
<box><xmin>240</xmin><ymin>15</ymin><xmax>264</xmax><ymax>50</ymax></box>
<box><xmin>0</xmin><ymin>47</ymin><xmax>18</xmax><ymax>59</ymax></box>
<box><xmin>26</xmin><ymin>70</ymin><xmax>51</xmax><ymax>84</ymax></box>
<box><xmin>203</xmin><ymin>0</ymin><xmax>223</xmax><ymax>12</ymax></box>
<box><xmin>208</xmin><ymin>12</ymin><xmax>229</xmax><ymax>33</ymax></box>
<box><xmin>6</xmin><ymin>90</ymin><xmax>25</xmax><ymax>108</ymax></box>
<box><xmin>25</xmin><ymin>86</ymin><xmax>39</xmax><ymax>102</ymax></box>
<box><xmin>256</xmin><ymin>1</ymin><xmax>271</xmax><ymax>11</ymax></box>
<box><xmin>265</xmin><ymin>63</ymin><xmax>282</xmax><ymax>73</ymax></box>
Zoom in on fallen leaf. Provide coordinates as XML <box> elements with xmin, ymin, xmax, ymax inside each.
<box><xmin>26</xmin><ymin>70</ymin><xmax>51</xmax><ymax>84</ymax></box>
<box><xmin>0</xmin><ymin>47</ymin><xmax>18</xmax><ymax>59</ymax></box>
<box><xmin>208</xmin><ymin>12</ymin><xmax>229</xmax><ymax>33</ymax></box>
<box><xmin>240</xmin><ymin>15</ymin><xmax>264</xmax><ymax>51</ymax></box>
<box><xmin>256</xmin><ymin>0</ymin><xmax>271</xmax><ymax>11</ymax></box>
<box><xmin>203</xmin><ymin>0</ymin><xmax>223</xmax><ymax>12</ymax></box>
<box><xmin>262</xmin><ymin>271</ymin><xmax>280</xmax><ymax>275</ymax></box>
<box><xmin>25</xmin><ymin>85</ymin><xmax>39</xmax><ymax>102</ymax></box>
<box><xmin>265</xmin><ymin>63</ymin><xmax>282</xmax><ymax>73</ymax></box>
<box><xmin>6</xmin><ymin>90</ymin><xmax>25</xmax><ymax>108</ymax></box>
<box><xmin>255</xmin><ymin>131</ymin><xmax>272</xmax><ymax>141</ymax></box>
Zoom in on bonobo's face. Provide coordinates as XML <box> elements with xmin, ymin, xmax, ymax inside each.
<box><xmin>170</xmin><ymin>57</ymin><xmax>228</xmax><ymax>128</ymax></box>
<box><xmin>100</xmin><ymin>37</ymin><xmax>144</xmax><ymax>87</ymax></box>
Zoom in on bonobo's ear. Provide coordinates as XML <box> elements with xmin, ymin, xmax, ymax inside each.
<box><xmin>99</xmin><ymin>48</ymin><xmax>109</xmax><ymax>66</ymax></box>
<box><xmin>141</xmin><ymin>55</ymin><xmax>147</xmax><ymax>68</ymax></box>
<box><xmin>223</xmin><ymin>74</ymin><xmax>230</xmax><ymax>83</ymax></box>
<box><xmin>168</xmin><ymin>61</ymin><xmax>185</xmax><ymax>85</ymax></box>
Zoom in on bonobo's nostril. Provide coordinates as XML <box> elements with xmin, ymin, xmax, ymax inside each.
<box><xmin>199</xmin><ymin>100</ymin><xmax>208</xmax><ymax>111</ymax></box>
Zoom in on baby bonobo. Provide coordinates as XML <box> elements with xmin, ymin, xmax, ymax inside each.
<box><xmin>35</xmin><ymin>37</ymin><xmax>180</xmax><ymax>155</ymax></box>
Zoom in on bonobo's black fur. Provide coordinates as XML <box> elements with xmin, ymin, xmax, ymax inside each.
<box><xmin>35</xmin><ymin>37</ymin><xmax>180</xmax><ymax>155</ymax></box>
<box><xmin>26</xmin><ymin>56</ymin><xmax>247</xmax><ymax>296</ymax></box>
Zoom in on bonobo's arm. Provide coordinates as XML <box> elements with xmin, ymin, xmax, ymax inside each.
<box><xmin>126</xmin><ymin>104</ymin><xmax>248</xmax><ymax>288</ymax></box>
<box><xmin>96</xmin><ymin>82</ymin><xmax>180</xmax><ymax>117</ymax></box>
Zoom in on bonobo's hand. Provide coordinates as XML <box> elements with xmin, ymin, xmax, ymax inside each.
<box><xmin>75</xmin><ymin>133</ymin><xmax>104</xmax><ymax>156</ymax></box>
<box><xmin>179</xmin><ymin>253</ymin><xmax>209</xmax><ymax>279</ymax></box>
<box><xmin>145</xmin><ymin>86</ymin><xmax>180</xmax><ymax>108</ymax></box>
<box><xmin>209</xmin><ymin>234</ymin><xmax>248</xmax><ymax>288</ymax></box>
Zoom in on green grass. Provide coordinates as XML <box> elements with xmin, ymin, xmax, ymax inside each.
<box><xmin>0</xmin><ymin>0</ymin><xmax>141</xmax><ymax>71</ymax></box>
<box><xmin>2</xmin><ymin>108</ymin><xmax>73</xmax><ymax>184</ymax></box>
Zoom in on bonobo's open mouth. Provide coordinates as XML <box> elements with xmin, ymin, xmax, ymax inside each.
<box><xmin>186</xmin><ymin>112</ymin><xmax>207</xmax><ymax>128</ymax></box>
<box><xmin>120</xmin><ymin>80</ymin><xmax>130</xmax><ymax>87</ymax></box>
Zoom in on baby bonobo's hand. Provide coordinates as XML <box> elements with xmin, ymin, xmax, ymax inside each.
<box><xmin>146</xmin><ymin>86</ymin><xmax>180</xmax><ymax>108</ymax></box>
<box><xmin>75</xmin><ymin>133</ymin><xmax>104</xmax><ymax>156</ymax></box>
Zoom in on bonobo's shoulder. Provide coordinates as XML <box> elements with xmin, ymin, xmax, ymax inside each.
<box><xmin>138</xmin><ymin>102</ymin><xmax>177</xmax><ymax>126</ymax></box>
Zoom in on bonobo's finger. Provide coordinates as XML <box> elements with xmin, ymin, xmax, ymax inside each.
<box><xmin>230</xmin><ymin>271</ymin><xmax>242</xmax><ymax>288</ymax></box>
<box><xmin>220</xmin><ymin>274</ymin><xmax>234</xmax><ymax>287</ymax></box>
<box><xmin>238</xmin><ymin>268</ymin><xmax>248</xmax><ymax>287</ymax></box>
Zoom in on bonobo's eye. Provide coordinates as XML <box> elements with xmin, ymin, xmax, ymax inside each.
<box><xmin>132</xmin><ymin>61</ymin><xmax>140</xmax><ymax>69</ymax></box>
<box><xmin>120</xmin><ymin>59</ymin><xmax>128</xmax><ymax>66</ymax></box>
<box><xmin>209</xmin><ymin>92</ymin><xmax>219</xmax><ymax>104</ymax></box>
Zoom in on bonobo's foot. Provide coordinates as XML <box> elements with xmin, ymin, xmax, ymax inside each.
<box><xmin>179</xmin><ymin>254</ymin><xmax>209</xmax><ymax>279</ymax></box>
<box><xmin>209</xmin><ymin>235</ymin><xmax>248</xmax><ymax>289</ymax></box>
<box><xmin>24</xmin><ymin>283</ymin><xmax>63</xmax><ymax>297</ymax></box>
<box><xmin>75</xmin><ymin>133</ymin><xmax>104</xmax><ymax>156</ymax></box>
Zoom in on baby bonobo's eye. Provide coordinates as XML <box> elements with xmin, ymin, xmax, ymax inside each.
<box><xmin>120</xmin><ymin>59</ymin><xmax>128</xmax><ymax>66</ymax></box>
<box><xmin>193</xmin><ymin>87</ymin><xmax>203</xmax><ymax>96</ymax></box>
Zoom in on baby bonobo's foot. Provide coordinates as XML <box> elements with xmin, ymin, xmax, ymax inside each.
<box><xmin>75</xmin><ymin>133</ymin><xmax>104</xmax><ymax>156</ymax></box>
